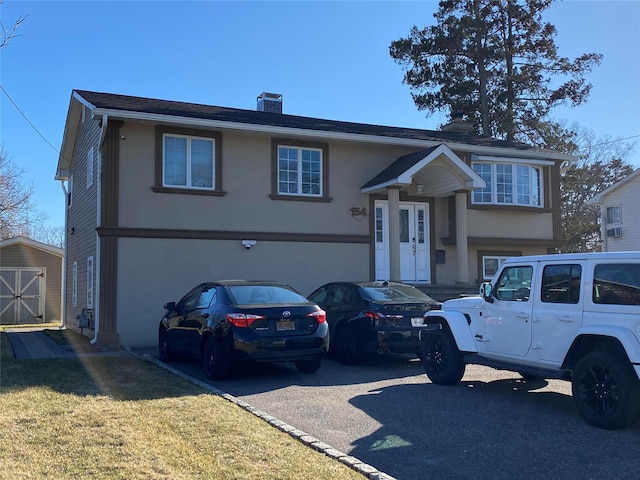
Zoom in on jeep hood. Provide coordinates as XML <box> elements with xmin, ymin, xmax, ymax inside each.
<box><xmin>441</xmin><ymin>296</ymin><xmax>484</xmax><ymax>311</ymax></box>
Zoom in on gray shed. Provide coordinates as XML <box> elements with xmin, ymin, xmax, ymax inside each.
<box><xmin>0</xmin><ymin>236</ymin><xmax>63</xmax><ymax>325</ymax></box>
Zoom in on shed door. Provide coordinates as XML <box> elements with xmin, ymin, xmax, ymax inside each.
<box><xmin>0</xmin><ymin>268</ymin><xmax>45</xmax><ymax>324</ymax></box>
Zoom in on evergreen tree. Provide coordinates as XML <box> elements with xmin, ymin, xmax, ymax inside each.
<box><xmin>389</xmin><ymin>0</ymin><xmax>602</xmax><ymax>145</ymax></box>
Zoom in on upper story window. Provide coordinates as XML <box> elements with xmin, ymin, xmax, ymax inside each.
<box><xmin>270</xmin><ymin>139</ymin><xmax>331</xmax><ymax>202</ymax></box>
<box><xmin>164</xmin><ymin>134</ymin><xmax>214</xmax><ymax>189</ymax></box>
<box><xmin>87</xmin><ymin>147</ymin><xmax>94</xmax><ymax>188</ymax></box>
<box><xmin>153</xmin><ymin>126</ymin><xmax>224</xmax><ymax>196</ymax></box>
<box><xmin>278</xmin><ymin>145</ymin><xmax>322</xmax><ymax>196</ymax></box>
<box><xmin>606</xmin><ymin>205</ymin><xmax>622</xmax><ymax>224</ymax></box>
<box><xmin>471</xmin><ymin>157</ymin><xmax>547</xmax><ymax>208</ymax></box>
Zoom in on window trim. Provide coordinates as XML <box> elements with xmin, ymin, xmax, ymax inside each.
<box><xmin>476</xmin><ymin>250</ymin><xmax>521</xmax><ymax>283</ymax></box>
<box><xmin>270</xmin><ymin>138</ymin><xmax>332</xmax><ymax>202</ymax></box>
<box><xmin>87</xmin><ymin>256</ymin><xmax>94</xmax><ymax>309</ymax></box>
<box><xmin>72</xmin><ymin>261</ymin><xmax>78</xmax><ymax>307</ymax></box>
<box><xmin>153</xmin><ymin>126</ymin><xmax>224</xmax><ymax>196</ymax></box>
<box><xmin>471</xmin><ymin>160</ymin><xmax>543</xmax><ymax>208</ymax></box>
<box><xmin>87</xmin><ymin>147</ymin><xmax>94</xmax><ymax>188</ymax></box>
<box><xmin>606</xmin><ymin>205</ymin><xmax>622</xmax><ymax>225</ymax></box>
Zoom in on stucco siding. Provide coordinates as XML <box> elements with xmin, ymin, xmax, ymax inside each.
<box><xmin>467</xmin><ymin>208</ymin><xmax>554</xmax><ymax>239</ymax></box>
<box><xmin>116</xmin><ymin>124</ymin><xmax>419</xmax><ymax>235</ymax></box>
<box><xmin>115</xmin><ymin>237</ymin><xmax>370</xmax><ymax>347</ymax></box>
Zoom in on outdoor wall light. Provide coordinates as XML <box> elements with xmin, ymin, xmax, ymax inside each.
<box><xmin>242</xmin><ymin>239</ymin><xmax>256</xmax><ymax>250</ymax></box>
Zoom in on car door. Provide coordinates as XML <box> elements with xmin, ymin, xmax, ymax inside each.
<box><xmin>167</xmin><ymin>284</ymin><xmax>205</xmax><ymax>355</ymax></box>
<box><xmin>182</xmin><ymin>286</ymin><xmax>217</xmax><ymax>353</ymax></box>
<box><xmin>532</xmin><ymin>262</ymin><xmax>584</xmax><ymax>363</ymax></box>
<box><xmin>484</xmin><ymin>264</ymin><xmax>534</xmax><ymax>357</ymax></box>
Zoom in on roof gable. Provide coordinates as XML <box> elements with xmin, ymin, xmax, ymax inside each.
<box><xmin>0</xmin><ymin>236</ymin><xmax>64</xmax><ymax>257</ymax></box>
<box><xmin>586</xmin><ymin>168</ymin><xmax>640</xmax><ymax>205</ymax></box>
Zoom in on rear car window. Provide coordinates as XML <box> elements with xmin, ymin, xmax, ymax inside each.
<box><xmin>593</xmin><ymin>263</ymin><xmax>640</xmax><ymax>306</ymax></box>
<box><xmin>361</xmin><ymin>286</ymin><xmax>435</xmax><ymax>302</ymax></box>
<box><xmin>227</xmin><ymin>285</ymin><xmax>310</xmax><ymax>305</ymax></box>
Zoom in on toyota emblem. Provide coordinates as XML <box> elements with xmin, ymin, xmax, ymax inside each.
<box><xmin>282</xmin><ymin>310</ymin><xmax>291</xmax><ymax>317</ymax></box>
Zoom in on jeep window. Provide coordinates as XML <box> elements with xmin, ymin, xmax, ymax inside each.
<box><xmin>541</xmin><ymin>264</ymin><xmax>582</xmax><ymax>304</ymax></box>
<box><xmin>494</xmin><ymin>266</ymin><xmax>532</xmax><ymax>301</ymax></box>
<box><xmin>593</xmin><ymin>263</ymin><xmax>640</xmax><ymax>305</ymax></box>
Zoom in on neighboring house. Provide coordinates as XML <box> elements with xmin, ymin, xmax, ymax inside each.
<box><xmin>0</xmin><ymin>236</ymin><xmax>63</xmax><ymax>325</ymax></box>
<box><xmin>587</xmin><ymin>168</ymin><xmax>640</xmax><ymax>252</ymax></box>
<box><xmin>56</xmin><ymin>90</ymin><xmax>572</xmax><ymax>347</ymax></box>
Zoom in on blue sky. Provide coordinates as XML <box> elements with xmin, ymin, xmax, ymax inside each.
<box><xmin>2</xmin><ymin>0</ymin><xmax>639</xmax><ymax>230</ymax></box>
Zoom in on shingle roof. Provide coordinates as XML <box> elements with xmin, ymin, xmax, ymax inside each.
<box><xmin>74</xmin><ymin>89</ymin><xmax>545</xmax><ymax>152</ymax></box>
<box><xmin>362</xmin><ymin>146</ymin><xmax>440</xmax><ymax>189</ymax></box>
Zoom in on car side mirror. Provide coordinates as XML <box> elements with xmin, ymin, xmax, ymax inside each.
<box><xmin>164</xmin><ymin>301</ymin><xmax>176</xmax><ymax>311</ymax></box>
<box><xmin>480</xmin><ymin>283</ymin><xmax>494</xmax><ymax>303</ymax></box>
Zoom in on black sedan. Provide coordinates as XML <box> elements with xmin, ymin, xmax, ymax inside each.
<box><xmin>308</xmin><ymin>281</ymin><xmax>440</xmax><ymax>364</ymax></box>
<box><xmin>159</xmin><ymin>280</ymin><xmax>329</xmax><ymax>379</ymax></box>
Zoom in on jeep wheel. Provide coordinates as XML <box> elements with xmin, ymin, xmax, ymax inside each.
<box><xmin>420</xmin><ymin>330</ymin><xmax>465</xmax><ymax>386</ymax></box>
<box><xmin>572</xmin><ymin>351</ymin><xmax>640</xmax><ymax>429</ymax></box>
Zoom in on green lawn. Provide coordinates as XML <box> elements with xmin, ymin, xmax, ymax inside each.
<box><xmin>0</xmin><ymin>331</ymin><xmax>365</xmax><ymax>480</ymax></box>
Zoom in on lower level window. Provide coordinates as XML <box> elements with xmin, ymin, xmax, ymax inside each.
<box><xmin>483</xmin><ymin>256</ymin><xmax>509</xmax><ymax>280</ymax></box>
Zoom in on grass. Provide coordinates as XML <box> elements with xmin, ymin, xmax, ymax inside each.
<box><xmin>0</xmin><ymin>332</ymin><xmax>365</xmax><ymax>480</ymax></box>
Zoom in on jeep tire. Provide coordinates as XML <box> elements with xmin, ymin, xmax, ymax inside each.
<box><xmin>420</xmin><ymin>329</ymin><xmax>465</xmax><ymax>386</ymax></box>
<box><xmin>571</xmin><ymin>351</ymin><xmax>640</xmax><ymax>430</ymax></box>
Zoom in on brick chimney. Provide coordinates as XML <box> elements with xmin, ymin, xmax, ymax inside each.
<box><xmin>441</xmin><ymin>111</ymin><xmax>474</xmax><ymax>133</ymax></box>
<box><xmin>257</xmin><ymin>92</ymin><xmax>283</xmax><ymax>113</ymax></box>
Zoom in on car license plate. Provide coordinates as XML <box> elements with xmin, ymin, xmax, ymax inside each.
<box><xmin>276</xmin><ymin>320</ymin><xmax>295</xmax><ymax>331</ymax></box>
<box><xmin>411</xmin><ymin>317</ymin><xmax>424</xmax><ymax>327</ymax></box>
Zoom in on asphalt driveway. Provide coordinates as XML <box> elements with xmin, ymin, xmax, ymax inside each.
<box><xmin>150</xmin><ymin>352</ymin><xmax>640</xmax><ymax>480</ymax></box>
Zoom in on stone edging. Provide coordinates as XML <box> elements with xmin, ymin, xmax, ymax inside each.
<box><xmin>136</xmin><ymin>351</ymin><xmax>397</xmax><ymax>480</ymax></box>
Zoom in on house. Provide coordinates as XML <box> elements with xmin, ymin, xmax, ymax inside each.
<box><xmin>587</xmin><ymin>168</ymin><xmax>640</xmax><ymax>252</ymax></box>
<box><xmin>55</xmin><ymin>90</ymin><xmax>572</xmax><ymax>348</ymax></box>
<box><xmin>0</xmin><ymin>236</ymin><xmax>63</xmax><ymax>325</ymax></box>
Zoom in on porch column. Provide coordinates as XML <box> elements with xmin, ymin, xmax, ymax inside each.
<box><xmin>388</xmin><ymin>187</ymin><xmax>401</xmax><ymax>281</ymax></box>
<box><xmin>455</xmin><ymin>190</ymin><xmax>469</xmax><ymax>283</ymax></box>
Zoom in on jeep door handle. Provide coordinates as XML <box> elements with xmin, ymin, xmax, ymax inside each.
<box><xmin>559</xmin><ymin>315</ymin><xmax>575</xmax><ymax>322</ymax></box>
<box><xmin>516</xmin><ymin>313</ymin><xmax>530</xmax><ymax>320</ymax></box>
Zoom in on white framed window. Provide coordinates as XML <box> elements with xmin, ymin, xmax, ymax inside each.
<box><xmin>87</xmin><ymin>147</ymin><xmax>94</xmax><ymax>188</ymax></box>
<box><xmin>482</xmin><ymin>256</ymin><xmax>509</xmax><ymax>280</ymax></box>
<box><xmin>472</xmin><ymin>160</ymin><xmax>543</xmax><ymax>207</ymax></box>
<box><xmin>67</xmin><ymin>176</ymin><xmax>73</xmax><ymax>208</ymax></box>
<box><xmin>606</xmin><ymin>205</ymin><xmax>622</xmax><ymax>224</ymax></box>
<box><xmin>277</xmin><ymin>145</ymin><xmax>322</xmax><ymax>196</ymax></box>
<box><xmin>72</xmin><ymin>261</ymin><xmax>78</xmax><ymax>307</ymax></box>
<box><xmin>163</xmin><ymin>134</ymin><xmax>214</xmax><ymax>189</ymax></box>
<box><xmin>87</xmin><ymin>256</ymin><xmax>94</xmax><ymax>309</ymax></box>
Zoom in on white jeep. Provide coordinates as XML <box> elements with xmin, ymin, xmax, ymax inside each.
<box><xmin>413</xmin><ymin>251</ymin><xmax>640</xmax><ymax>429</ymax></box>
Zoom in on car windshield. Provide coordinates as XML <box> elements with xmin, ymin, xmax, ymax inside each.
<box><xmin>360</xmin><ymin>285</ymin><xmax>436</xmax><ymax>302</ymax></box>
<box><xmin>226</xmin><ymin>285</ymin><xmax>311</xmax><ymax>305</ymax></box>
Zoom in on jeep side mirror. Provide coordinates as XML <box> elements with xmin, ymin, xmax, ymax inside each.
<box><xmin>480</xmin><ymin>283</ymin><xmax>494</xmax><ymax>303</ymax></box>
<box><xmin>163</xmin><ymin>301</ymin><xmax>176</xmax><ymax>311</ymax></box>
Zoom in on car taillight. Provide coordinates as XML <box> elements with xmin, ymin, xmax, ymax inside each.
<box><xmin>226</xmin><ymin>313</ymin><xmax>264</xmax><ymax>328</ymax></box>
<box><xmin>364</xmin><ymin>311</ymin><xmax>403</xmax><ymax>325</ymax></box>
<box><xmin>308</xmin><ymin>310</ymin><xmax>326</xmax><ymax>323</ymax></box>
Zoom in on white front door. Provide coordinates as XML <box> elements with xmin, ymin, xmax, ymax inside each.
<box><xmin>375</xmin><ymin>201</ymin><xmax>430</xmax><ymax>283</ymax></box>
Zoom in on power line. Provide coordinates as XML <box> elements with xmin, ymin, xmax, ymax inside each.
<box><xmin>0</xmin><ymin>84</ymin><xmax>60</xmax><ymax>155</ymax></box>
